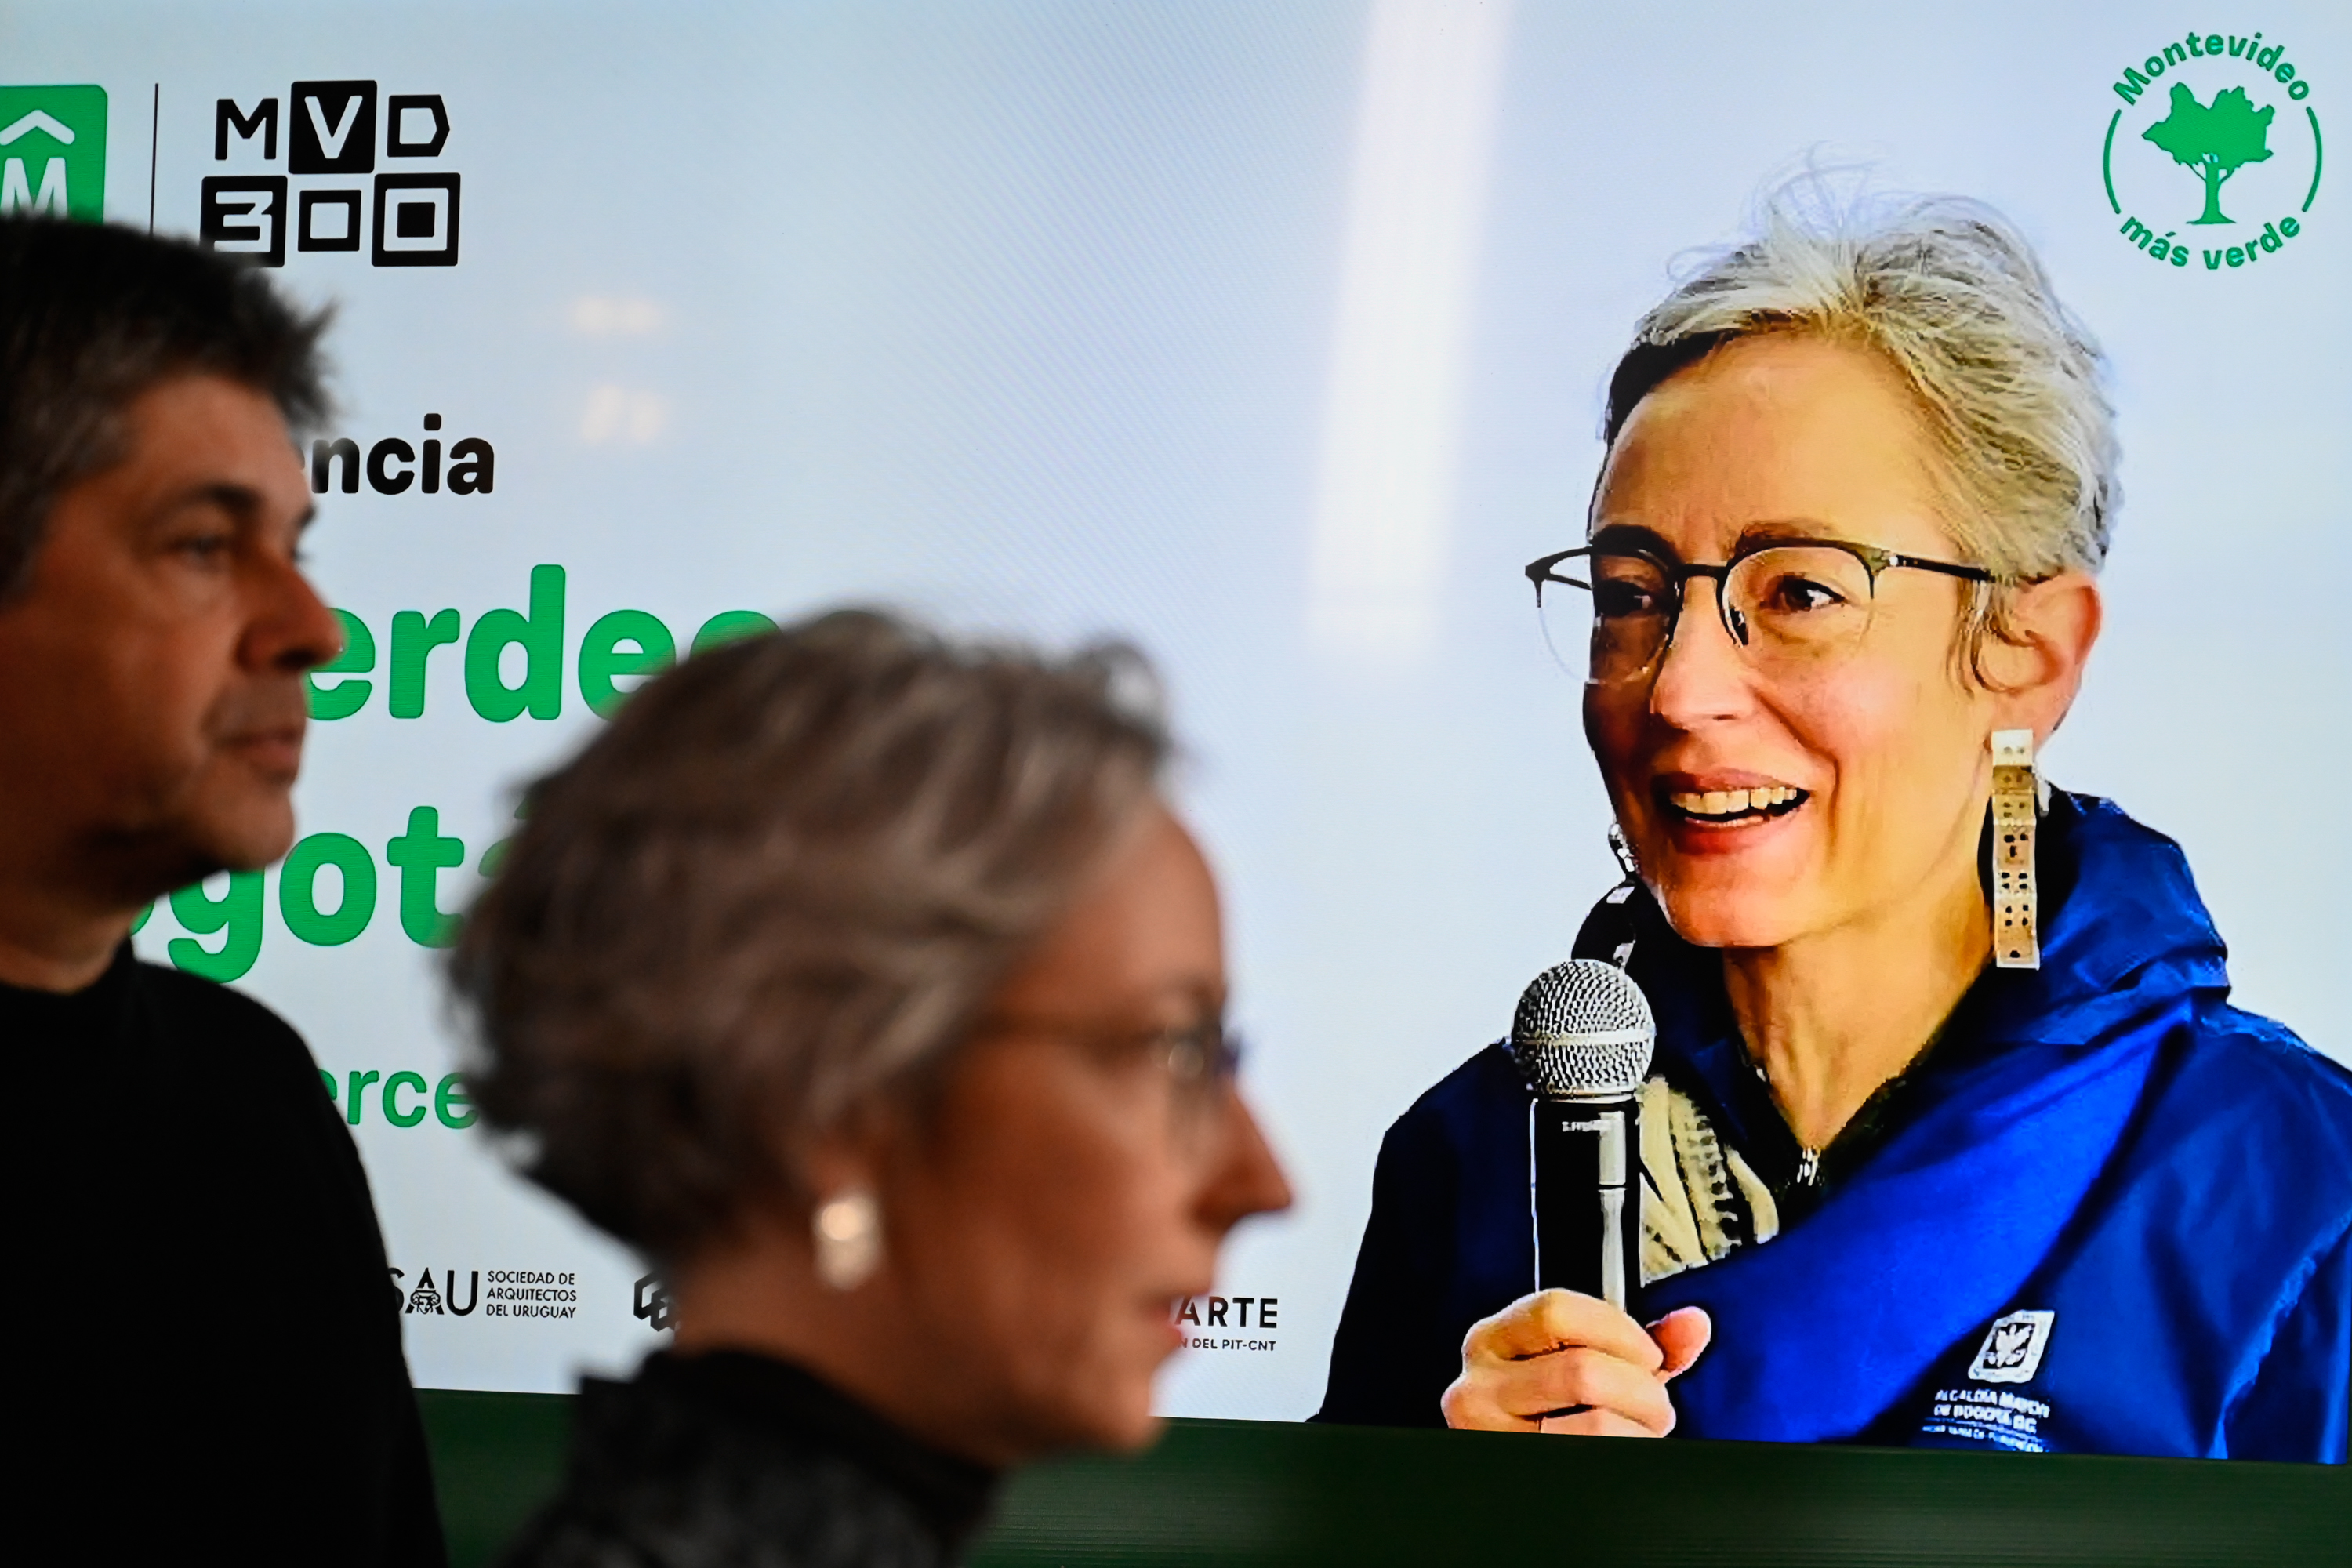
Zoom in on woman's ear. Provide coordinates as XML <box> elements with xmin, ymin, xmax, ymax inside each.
<box><xmin>1981</xmin><ymin>572</ymin><xmax>2103</xmax><ymax>742</ymax></box>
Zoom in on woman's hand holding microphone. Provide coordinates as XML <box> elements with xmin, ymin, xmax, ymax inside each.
<box><xmin>1441</xmin><ymin>1292</ymin><xmax>1711</xmax><ymax>1437</ymax></box>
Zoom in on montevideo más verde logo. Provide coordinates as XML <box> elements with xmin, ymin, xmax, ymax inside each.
<box><xmin>2103</xmin><ymin>30</ymin><xmax>2324</xmax><ymax>274</ymax></box>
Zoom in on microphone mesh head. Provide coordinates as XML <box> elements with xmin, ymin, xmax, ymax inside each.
<box><xmin>1510</xmin><ymin>959</ymin><xmax>1655</xmax><ymax>1099</ymax></box>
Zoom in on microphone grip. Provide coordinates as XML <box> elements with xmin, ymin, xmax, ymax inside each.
<box><xmin>1530</xmin><ymin>1093</ymin><xmax>1641</xmax><ymax>1316</ymax></box>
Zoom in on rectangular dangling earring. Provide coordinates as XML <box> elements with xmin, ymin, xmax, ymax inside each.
<box><xmin>1989</xmin><ymin>728</ymin><xmax>2041</xmax><ymax>971</ymax></box>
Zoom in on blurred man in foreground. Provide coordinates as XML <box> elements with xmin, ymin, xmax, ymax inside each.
<box><xmin>0</xmin><ymin>216</ymin><xmax>445</xmax><ymax>1564</ymax></box>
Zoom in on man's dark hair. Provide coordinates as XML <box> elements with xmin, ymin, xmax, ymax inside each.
<box><xmin>0</xmin><ymin>216</ymin><xmax>332</xmax><ymax>599</ymax></box>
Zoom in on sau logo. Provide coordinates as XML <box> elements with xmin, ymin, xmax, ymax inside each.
<box><xmin>0</xmin><ymin>85</ymin><xmax>107</xmax><ymax>221</ymax></box>
<box><xmin>390</xmin><ymin>1265</ymin><xmax>482</xmax><ymax>1316</ymax></box>
<box><xmin>1967</xmin><ymin>1308</ymin><xmax>2056</xmax><ymax>1385</ymax></box>
<box><xmin>2102</xmin><ymin>31</ymin><xmax>2324</xmax><ymax>274</ymax></box>
<box><xmin>201</xmin><ymin>81</ymin><xmax>459</xmax><ymax>267</ymax></box>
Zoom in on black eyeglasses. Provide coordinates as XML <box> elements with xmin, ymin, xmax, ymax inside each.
<box><xmin>1525</xmin><ymin>536</ymin><xmax>1994</xmax><ymax>685</ymax></box>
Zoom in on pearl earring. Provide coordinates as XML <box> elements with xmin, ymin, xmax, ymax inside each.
<box><xmin>811</xmin><ymin>1188</ymin><xmax>883</xmax><ymax>1291</ymax></box>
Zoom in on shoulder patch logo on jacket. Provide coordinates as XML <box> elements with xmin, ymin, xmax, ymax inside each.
<box><xmin>1969</xmin><ymin>1309</ymin><xmax>2056</xmax><ymax>1384</ymax></box>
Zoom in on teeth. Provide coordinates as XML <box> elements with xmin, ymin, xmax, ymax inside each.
<box><xmin>1667</xmin><ymin>786</ymin><xmax>1802</xmax><ymax>818</ymax></box>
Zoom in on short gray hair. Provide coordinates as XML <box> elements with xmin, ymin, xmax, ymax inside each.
<box><xmin>1601</xmin><ymin>182</ymin><xmax>2118</xmax><ymax>660</ymax></box>
<box><xmin>450</xmin><ymin>609</ymin><xmax>1171</xmax><ymax>1262</ymax></box>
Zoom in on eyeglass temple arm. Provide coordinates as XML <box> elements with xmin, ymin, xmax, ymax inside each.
<box><xmin>1883</xmin><ymin>553</ymin><xmax>1997</xmax><ymax>584</ymax></box>
<box><xmin>1526</xmin><ymin>549</ymin><xmax>1584</xmax><ymax>586</ymax></box>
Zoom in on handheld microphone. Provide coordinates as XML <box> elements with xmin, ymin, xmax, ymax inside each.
<box><xmin>1510</xmin><ymin>959</ymin><xmax>1655</xmax><ymax>1313</ymax></box>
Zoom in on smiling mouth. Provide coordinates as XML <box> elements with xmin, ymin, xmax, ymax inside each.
<box><xmin>1659</xmin><ymin>784</ymin><xmax>1809</xmax><ymax>827</ymax></box>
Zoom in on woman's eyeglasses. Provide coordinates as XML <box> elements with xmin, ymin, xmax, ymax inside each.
<box><xmin>1524</xmin><ymin>538</ymin><xmax>1994</xmax><ymax>686</ymax></box>
<box><xmin>977</xmin><ymin>1013</ymin><xmax>1243</xmax><ymax>1134</ymax></box>
<box><xmin>1152</xmin><ymin>1018</ymin><xmax>1244</xmax><ymax>1092</ymax></box>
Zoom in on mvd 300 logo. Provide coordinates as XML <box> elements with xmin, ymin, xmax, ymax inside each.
<box><xmin>2103</xmin><ymin>30</ymin><xmax>2324</xmax><ymax>274</ymax></box>
<box><xmin>203</xmin><ymin>81</ymin><xmax>460</xmax><ymax>267</ymax></box>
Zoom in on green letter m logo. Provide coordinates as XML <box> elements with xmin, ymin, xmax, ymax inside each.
<box><xmin>0</xmin><ymin>85</ymin><xmax>108</xmax><ymax>221</ymax></box>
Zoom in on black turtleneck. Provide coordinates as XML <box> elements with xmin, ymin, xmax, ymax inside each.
<box><xmin>3</xmin><ymin>944</ymin><xmax>445</xmax><ymax>1566</ymax></box>
<box><xmin>503</xmin><ymin>1351</ymin><xmax>1000</xmax><ymax>1567</ymax></box>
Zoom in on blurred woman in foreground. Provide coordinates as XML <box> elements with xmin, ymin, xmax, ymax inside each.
<box><xmin>454</xmin><ymin>611</ymin><xmax>1290</xmax><ymax>1564</ymax></box>
<box><xmin>1316</xmin><ymin>189</ymin><xmax>2352</xmax><ymax>1459</ymax></box>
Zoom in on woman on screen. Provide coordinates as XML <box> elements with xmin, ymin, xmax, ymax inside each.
<box><xmin>1315</xmin><ymin>189</ymin><xmax>2352</xmax><ymax>1461</ymax></box>
<box><xmin>452</xmin><ymin>611</ymin><xmax>1290</xmax><ymax>1563</ymax></box>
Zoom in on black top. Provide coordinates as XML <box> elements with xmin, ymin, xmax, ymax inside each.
<box><xmin>504</xmin><ymin>1352</ymin><xmax>1000</xmax><ymax>1568</ymax></box>
<box><xmin>5</xmin><ymin>944</ymin><xmax>445</xmax><ymax>1566</ymax></box>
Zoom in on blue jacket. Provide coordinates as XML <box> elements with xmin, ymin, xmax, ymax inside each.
<box><xmin>1314</xmin><ymin>793</ymin><xmax>2352</xmax><ymax>1461</ymax></box>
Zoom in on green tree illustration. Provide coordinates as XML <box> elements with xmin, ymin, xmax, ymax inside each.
<box><xmin>2143</xmin><ymin>82</ymin><xmax>2274</xmax><ymax>226</ymax></box>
